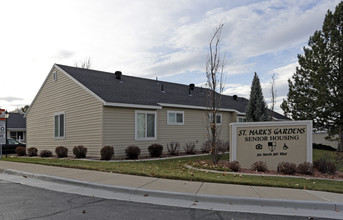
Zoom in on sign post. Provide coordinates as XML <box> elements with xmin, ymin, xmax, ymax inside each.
<box><xmin>0</xmin><ymin>109</ymin><xmax>6</xmax><ymax>159</ymax></box>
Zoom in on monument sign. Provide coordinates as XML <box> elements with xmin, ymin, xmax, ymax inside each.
<box><xmin>230</xmin><ymin>120</ymin><xmax>312</xmax><ymax>170</ymax></box>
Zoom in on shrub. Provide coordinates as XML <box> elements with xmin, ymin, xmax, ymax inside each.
<box><xmin>55</xmin><ymin>146</ymin><xmax>68</xmax><ymax>158</ymax></box>
<box><xmin>217</xmin><ymin>140</ymin><xmax>230</xmax><ymax>153</ymax></box>
<box><xmin>202</xmin><ymin>140</ymin><xmax>229</xmax><ymax>154</ymax></box>
<box><xmin>297</xmin><ymin>162</ymin><xmax>314</xmax><ymax>175</ymax></box>
<box><xmin>40</xmin><ymin>150</ymin><xmax>53</xmax><ymax>158</ymax></box>
<box><xmin>313</xmin><ymin>158</ymin><xmax>337</xmax><ymax>174</ymax></box>
<box><xmin>15</xmin><ymin>146</ymin><xmax>26</xmax><ymax>156</ymax></box>
<box><xmin>167</xmin><ymin>141</ymin><xmax>180</xmax><ymax>156</ymax></box>
<box><xmin>184</xmin><ymin>142</ymin><xmax>196</xmax><ymax>154</ymax></box>
<box><xmin>27</xmin><ymin>147</ymin><xmax>38</xmax><ymax>157</ymax></box>
<box><xmin>100</xmin><ymin>146</ymin><xmax>114</xmax><ymax>160</ymax></box>
<box><xmin>227</xmin><ymin>160</ymin><xmax>241</xmax><ymax>172</ymax></box>
<box><xmin>277</xmin><ymin>162</ymin><xmax>297</xmax><ymax>175</ymax></box>
<box><xmin>251</xmin><ymin>161</ymin><xmax>268</xmax><ymax>172</ymax></box>
<box><xmin>148</xmin><ymin>144</ymin><xmax>163</xmax><ymax>157</ymax></box>
<box><xmin>73</xmin><ymin>145</ymin><xmax>88</xmax><ymax>158</ymax></box>
<box><xmin>125</xmin><ymin>145</ymin><xmax>141</xmax><ymax>159</ymax></box>
<box><xmin>201</xmin><ymin>140</ymin><xmax>211</xmax><ymax>153</ymax></box>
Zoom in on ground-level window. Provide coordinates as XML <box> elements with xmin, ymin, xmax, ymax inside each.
<box><xmin>135</xmin><ymin>111</ymin><xmax>156</xmax><ymax>140</ymax></box>
<box><xmin>237</xmin><ymin>117</ymin><xmax>246</xmax><ymax>123</ymax></box>
<box><xmin>209</xmin><ymin>113</ymin><xmax>222</xmax><ymax>125</ymax></box>
<box><xmin>167</xmin><ymin>111</ymin><xmax>184</xmax><ymax>125</ymax></box>
<box><xmin>10</xmin><ymin>131</ymin><xmax>24</xmax><ymax>141</ymax></box>
<box><xmin>54</xmin><ymin>112</ymin><xmax>65</xmax><ymax>138</ymax></box>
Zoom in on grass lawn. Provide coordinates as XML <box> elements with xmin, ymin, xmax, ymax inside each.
<box><xmin>1</xmin><ymin>149</ymin><xmax>343</xmax><ymax>194</ymax></box>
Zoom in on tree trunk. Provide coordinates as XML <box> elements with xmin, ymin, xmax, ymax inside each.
<box><xmin>338</xmin><ymin>116</ymin><xmax>343</xmax><ymax>152</ymax></box>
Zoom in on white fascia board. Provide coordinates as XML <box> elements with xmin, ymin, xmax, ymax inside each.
<box><xmin>54</xmin><ymin>65</ymin><xmax>106</xmax><ymax>105</ymax></box>
<box><xmin>104</xmin><ymin>102</ymin><xmax>162</xmax><ymax>110</ymax></box>
<box><xmin>158</xmin><ymin>103</ymin><xmax>243</xmax><ymax>114</ymax></box>
<box><xmin>25</xmin><ymin>65</ymin><xmax>58</xmax><ymax>117</ymax></box>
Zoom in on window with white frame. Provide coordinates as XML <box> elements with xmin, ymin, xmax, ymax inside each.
<box><xmin>167</xmin><ymin>111</ymin><xmax>184</xmax><ymax>125</ymax></box>
<box><xmin>209</xmin><ymin>113</ymin><xmax>222</xmax><ymax>125</ymax></box>
<box><xmin>54</xmin><ymin>112</ymin><xmax>65</xmax><ymax>138</ymax></box>
<box><xmin>135</xmin><ymin>111</ymin><xmax>156</xmax><ymax>140</ymax></box>
<box><xmin>237</xmin><ymin>116</ymin><xmax>247</xmax><ymax>123</ymax></box>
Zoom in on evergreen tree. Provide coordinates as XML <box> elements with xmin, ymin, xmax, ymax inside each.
<box><xmin>246</xmin><ymin>72</ymin><xmax>269</xmax><ymax>122</ymax></box>
<box><xmin>281</xmin><ymin>2</ymin><xmax>343</xmax><ymax>151</ymax></box>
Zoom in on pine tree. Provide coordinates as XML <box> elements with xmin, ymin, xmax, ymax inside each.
<box><xmin>281</xmin><ymin>2</ymin><xmax>343</xmax><ymax>151</ymax></box>
<box><xmin>246</xmin><ymin>72</ymin><xmax>269</xmax><ymax>122</ymax></box>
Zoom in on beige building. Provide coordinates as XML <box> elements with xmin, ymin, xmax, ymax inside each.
<box><xmin>26</xmin><ymin>64</ymin><xmax>288</xmax><ymax>158</ymax></box>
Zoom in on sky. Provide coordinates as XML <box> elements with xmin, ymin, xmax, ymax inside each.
<box><xmin>0</xmin><ymin>0</ymin><xmax>340</xmax><ymax>114</ymax></box>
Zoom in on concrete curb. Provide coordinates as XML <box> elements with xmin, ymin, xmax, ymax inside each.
<box><xmin>2</xmin><ymin>168</ymin><xmax>343</xmax><ymax>214</ymax></box>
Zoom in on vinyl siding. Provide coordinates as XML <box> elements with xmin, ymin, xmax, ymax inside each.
<box><xmin>26</xmin><ymin>67</ymin><xmax>103</xmax><ymax>157</ymax></box>
<box><xmin>103</xmin><ymin>106</ymin><xmax>234</xmax><ymax>158</ymax></box>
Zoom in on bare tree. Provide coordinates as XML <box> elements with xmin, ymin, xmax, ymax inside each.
<box><xmin>74</xmin><ymin>57</ymin><xmax>92</xmax><ymax>69</ymax></box>
<box><xmin>270</xmin><ymin>73</ymin><xmax>277</xmax><ymax>120</ymax></box>
<box><xmin>206</xmin><ymin>23</ymin><xmax>226</xmax><ymax>164</ymax></box>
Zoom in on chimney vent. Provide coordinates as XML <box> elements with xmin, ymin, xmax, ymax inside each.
<box><xmin>115</xmin><ymin>71</ymin><xmax>122</xmax><ymax>80</ymax></box>
<box><xmin>189</xmin><ymin>83</ymin><xmax>195</xmax><ymax>90</ymax></box>
<box><xmin>233</xmin><ymin>95</ymin><xmax>238</xmax><ymax>100</ymax></box>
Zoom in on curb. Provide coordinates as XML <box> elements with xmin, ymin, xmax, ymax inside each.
<box><xmin>1</xmin><ymin>168</ymin><xmax>343</xmax><ymax>214</ymax></box>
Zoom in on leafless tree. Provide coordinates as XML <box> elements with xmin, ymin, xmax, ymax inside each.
<box><xmin>74</xmin><ymin>57</ymin><xmax>92</xmax><ymax>69</ymax></box>
<box><xmin>206</xmin><ymin>23</ymin><xmax>226</xmax><ymax>164</ymax></box>
<box><xmin>270</xmin><ymin>73</ymin><xmax>277</xmax><ymax>120</ymax></box>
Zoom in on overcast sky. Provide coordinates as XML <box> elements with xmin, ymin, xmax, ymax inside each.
<box><xmin>0</xmin><ymin>0</ymin><xmax>340</xmax><ymax>113</ymax></box>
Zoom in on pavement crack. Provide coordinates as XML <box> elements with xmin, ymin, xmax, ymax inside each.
<box><xmin>19</xmin><ymin>196</ymin><xmax>106</xmax><ymax>220</ymax></box>
<box><xmin>138</xmin><ymin>177</ymin><xmax>159</xmax><ymax>188</ymax></box>
<box><xmin>251</xmin><ymin>186</ymin><xmax>263</xmax><ymax>198</ymax></box>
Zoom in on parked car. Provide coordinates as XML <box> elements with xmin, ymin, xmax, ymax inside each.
<box><xmin>1</xmin><ymin>138</ymin><xmax>26</xmax><ymax>154</ymax></box>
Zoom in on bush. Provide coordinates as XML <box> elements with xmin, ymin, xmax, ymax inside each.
<box><xmin>201</xmin><ymin>140</ymin><xmax>229</xmax><ymax>154</ymax></box>
<box><xmin>217</xmin><ymin>140</ymin><xmax>230</xmax><ymax>153</ymax></box>
<box><xmin>148</xmin><ymin>144</ymin><xmax>163</xmax><ymax>157</ymax></box>
<box><xmin>251</xmin><ymin>161</ymin><xmax>268</xmax><ymax>172</ymax></box>
<box><xmin>184</xmin><ymin>142</ymin><xmax>196</xmax><ymax>154</ymax></box>
<box><xmin>125</xmin><ymin>145</ymin><xmax>141</xmax><ymax>159</ymax></box>
<box><xmin>15</xmin><ymin>146</ymin><xmax>26</xmax><ymax>156</ymax></box>
<box><xmin>40</xmin><ymin>150</ymin><xmax>53</xmax><ymax>158</ymax></box>
<box><xmin>27</xmin><ymin>147</ymin><xmax>38</xmax><ymax>157</ymax></box>
<box><xmin>167</xmin><ymin>141</ymin><xmax>180</xmax><ymax>155</ymax></box>
<box><xmin>297</xmin><ymin>162</ymin><xmax>314</xmax><ymax>175</ymax></box>
<box><xmin>313</xmin><ymin>143</ymin><xmax>336</xmax><ymax>151</ymax></box>
<box><xmin>227</xmin><ymin>161</ymin><xmax>241</xmax><ymax>172</ymax></box>
<box><xmin>201</xmin><ymin>140</ymin><xmax>211</xmax><ymax>153</ymax></box>
<box><xmin>277</xmin><ymin>162</ymin><xmax>297</xmax><ymax>175</ymax></box>
<box><xmin>73</xmin><ymin>145</ymin><xmax>88</xmax><ymax>158</ymax></box>
<box><xmin>100</xmin><ymin>146</ymin><xmax>114</xmax><ymax>160</ymax></box>
<box><xmin>55</xmin><ymin>146</ymin><xmax>68</xmax><ymax>158</ymax></box>
<box><xmin>313</xmin><ymin>158</ymin><xmax>337</xmax><ymax>174</ymax></box>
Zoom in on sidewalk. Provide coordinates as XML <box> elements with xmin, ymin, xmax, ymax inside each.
<box><xmin>0</xmin><ymin>160</ymin><xmax>342</xmax><ymax>219</ymax></box>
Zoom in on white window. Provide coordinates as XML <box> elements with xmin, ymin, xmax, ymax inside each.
<box><xmin>135</xmin><ymin>111</ymin><xmax>157</xmax><ymax>140</ymax></box>
<box><xmin>237</xmin><ymin>117</ymin><xmax>247</xmax><ymax>123</ymax></box>
<box><xmin>209</xmin><ymin>113</ymin><xmax>222</xmax><ymax>125</ymax></box>
<box><xmin>54</xmin><ymin>112</ymin><xmax>65</xmax><ymax>138</ymax></box>
<box><xmin>167</xmin><ymin>111</ymin><xmax>184</xmax><ymax>125</ymax></box>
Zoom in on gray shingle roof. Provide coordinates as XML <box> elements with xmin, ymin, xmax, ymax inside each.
<box><xmin>56</xmin><ymin>64</ymin><xmax>289</xmax><ymax>120</ymax></box>
<box><xmin>7</xmin><ymin>113</ymin><xmax>26</xmax><ymax>129</ymax></box>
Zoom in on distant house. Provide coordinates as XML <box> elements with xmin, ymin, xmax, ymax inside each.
<box><xmin>7</xmin><ymin>111</ymin><xmax>26</xmax><ymax>143</ymax></box>
<box><xmin>26</xmin><ymin>64</ymin><xmax>288</xmax><ymax>158</ymax></box>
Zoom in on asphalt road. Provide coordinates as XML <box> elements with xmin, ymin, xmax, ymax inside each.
<box><xmin>0</xmin><ymin>179</ymin><xmax>332</xmax><ymax>220</ymax></box>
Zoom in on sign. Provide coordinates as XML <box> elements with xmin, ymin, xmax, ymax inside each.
<box><xmin>0</xmin><ymin>109</ymin><xmax>5</xmax><ymax>121</ymax></box>
<box><xmin>0</xmin><ymin>120</ymin><xmax>5</xmax><ymax>145</ymax></box>
<box><xmin>230</xmin><ymin>120</ymin><xmax>312</xmax><ymax>170</ymax></box>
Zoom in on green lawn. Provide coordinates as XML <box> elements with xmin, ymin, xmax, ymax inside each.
<box><xmin>1</xmin><ymin>149</ymin><xmax>342</xmax><ymax>193</ymax></box>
